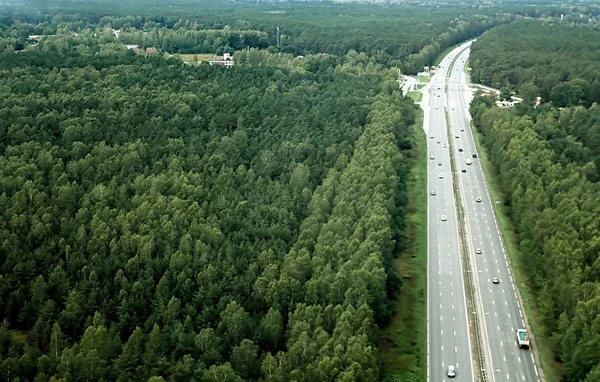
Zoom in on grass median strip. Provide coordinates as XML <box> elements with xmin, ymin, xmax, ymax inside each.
<box><xmin>379</xmin><ymin>109</ymin><xmax>426</xmax><ymax>381</ymax></box>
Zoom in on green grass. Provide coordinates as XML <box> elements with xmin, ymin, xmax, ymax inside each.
<box><xmin>379</xmin><ymin>108</ymin><xmax>427</xmax><ymax>381</ymax></box>
<box><xmin>417</xmin><ymin>75</ymin><xmax>431</xmax><ymax>83</ymax></box>
<box><xmin>173</xmin><ymin>53</ymin><xmax>214</xmax><ymax>64</ymax></box>
<box><xmin>469</xmin><ymin>124</ymin><xmax>563</xmax><ymax>382</ymax></box>
<box><xmin>406</xmin><ymin>91</ymin><xmax>423</xmax><ymax>102</ymax></box>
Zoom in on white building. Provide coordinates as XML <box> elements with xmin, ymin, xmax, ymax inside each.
<box><xmin>210</xmin><ymin>53</ymin><xmax>235</xmax><ymax>67</ymax></box>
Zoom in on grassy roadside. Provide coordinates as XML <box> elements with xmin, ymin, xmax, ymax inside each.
<box><xmin>407</xmin><ymin>91</ymin><xmax>423</xmax><ymax>102</ymax></box>
<box><xmin>469</xmin><ymin>124</ymin><xmax>563</xmax><ymax>382</ymax></box>
<box><xmin>379</xmin><ymin>108</ymin><xmax>427</xmax><ymax>381</ymax></box>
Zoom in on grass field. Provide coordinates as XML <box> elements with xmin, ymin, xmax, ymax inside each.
<box><xmin>173</xmin><ymin>53</ymin><xmax>214</xmax><ymax>64</ymax></box>
<box><xmin>407</xmin><ymin>91</ymin><xmax>423</xmax><ymax>102</ymax></box>
<box><xmin>469</xmin><ymin>123</ymin><xmax>563</xmax><ymax>382</ymax></box>
<box><xmin>379</xmin><ymin>109</ymin><xmax>427</xmax><ymax>382</ymax></box>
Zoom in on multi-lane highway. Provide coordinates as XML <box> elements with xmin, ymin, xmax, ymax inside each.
<box><xmin>447</xmin><ymin>47</ymin><xmax>541</xmax><ymax>382</ymax></box>
<box><xmin>427</xmin><ymin>43</ymin><xmax>474</xmax><ymax>382</ymax></box>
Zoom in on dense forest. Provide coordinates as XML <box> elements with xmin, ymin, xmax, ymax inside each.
<box><xmin>0</xmin><ymin>1</ymin><xmax>428</xmax><ymax>376</ymax></box>
<box><xmin>1</xmin><ymin>0</ymin><xmax>505</xmax><ymax>73</ymax></box>
<box><xmin>470</xmin><ymin>93</ymin><xmax>600</xmax><ymax>380</ymax></box>
<box><xmin>469</xmin><ymin>20</ymin><xmax>600</xmax><ymax>107</ymax></box>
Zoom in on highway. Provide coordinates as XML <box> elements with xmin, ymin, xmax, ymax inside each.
<box><xmin>446</xmin><ymin>47</ymin><xmax>542</xmax><ymax>382</ymax></box>
<box><xmin>427</xmin><ymin>43</ymin><xmax>475</xmax><ymax>382</ymax></box>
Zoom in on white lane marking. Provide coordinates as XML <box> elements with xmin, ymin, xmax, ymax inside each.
<box><xmin>454</xmin><ymin>330</ymin><xmax>456</xmax><ymax>336</ymax></box>
<box><xmin>492</xmin><ymin>300</ymin><xmax>495</xmax><ymax>305</ymax></box>
<box><xmin>500</xmin><ymin>340</ymin><xmax>503</xmax><ymax>347</ymax></box>
<box><xmin>522</xmin><ymin>319</ymin><xmax>525</xmax><ymax>326</ymax></box>
<box><xmin>441</xmin><ymin>330</ymin><xmax>444</xmax><ymax>336</ymax></box>
<box><xmin>455</xmin><ymin>346</ymin><xmax>457</xmax><ymax>353</ymax></box>
<box><xmin>453</xmin><ymin>316</ymin><xmax>456</xmax><ymax>322</ymax></box>
<box><xmin>531</xmin><ymin>354</ymin><xmax>535</xmax><ymax>363</ymax></box>
<box><xmin>518</xmin><ymin>356</ymin><xmax>521</xmax><ymax>363</ymax></box>
<box><xmin>508</xmin><ymin>313</ymin><xmax>511</xmax><ymax>319</ymax></box>
<box><xmin>442</xmin><ymin>345</ymin><xmax>444</xmax><ymax>352</ymax></box>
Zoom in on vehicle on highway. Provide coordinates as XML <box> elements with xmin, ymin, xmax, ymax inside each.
<box><xmin>461</xmin><ymin>128</ymin><xmax>464</xmax><ymax>132</ymax></box>
<box><xmin>430</xmin><ymin>155</ymin><xmax>435</xmax><ymax>160</ymax></box>
<box><xmin>441</xmin><ymin>215</ymin><xmax>447</xmax><ymax>221</ymax></box>
<box><xmin>475</xmin><ymin>248</ymin><xmax>482</xmax><ymax>254</ymax></box>
<box><xmin>461</xmin><ymin>168</ymin><xmax>466</xmax><ymax>173</ymax></box>
<box><xmin>455</xmin><ymin>135</ymin><xmax>459</xmax><ymax>138</ymax></box>
<box><xmin>438</xmin><ymin>173</ymin><xmax>443</xmax><ymax>179</ymax></box>
<box><xmin>472</xmin><ymin>153</ymin><xmax>477</xmax><ymax>158</ymax></box>
<box><xmin>443</xmin><ymin>143</ymin><xmax>447</xmax><ymax>148</ymax></box>
<box><xmin>466</xmin><ymin>158</ymin><xmax>472</xmax><ymax>165</ymax></box>
<box><xmin>437</xmin><ymin>140</ymin><xmax>441</xmax><ymax>144</ymax></box>
<box><xmin>517</xmin><ymin>329</ymin><xmax>530</xmax><ymax>349</ymax></box>
<box><xmin>458</xmin><ymin>147</ymin><xmax>463</xmax><ymax>152</ymax></box>
<box><xmin>438</xmin><ymin>162</ymin><xmax>442</xmax><ymax>166</ymax></box>
<box><xmin>430</xmin><ymin>134</ymin><xmax>434</xmax><ymax>139</ymax></box>
<box><xmin>476</xmin><ymin>197</ymin><xmax>482</xmax><ymax>202</ymax></box>
<box><xmin>492</xmin><ymin>277</ymin><xmax>500</xmax><ymax>284</ymax></box>
<box><xmin>430</xmin><ymin>190</ymin><xmax>436</xmax><ymax>196</ymax></box>
<box><xmin>447</xmin><ymin>365</ymin><xmax>456</xmax><ymax>378</ymax></box>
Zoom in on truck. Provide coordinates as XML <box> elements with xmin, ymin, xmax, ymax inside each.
<box><xmin>517</xmin><ymin>329</ymin><xmax>530</xmax><ymax>349</ymax></box>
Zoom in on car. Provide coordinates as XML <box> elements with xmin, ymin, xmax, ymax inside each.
<box><xmin>435</xmin><ymin>106</ymin><xmax>439</xmax><ymax>109</ymax></box>
<box><xmin>430</xmin><ymin>134</ymin><xmax>434</xmax><ymax>139</ymax></box>
<box><xmin>452</xmin><ymin>107</ymin><xmax>455</xmax><ymax>110</ymax></box>
<box><xmin>461</xmin><ymin>168</ymin><xmax>466</xmax><ymax>173</ymax></box>
<box><xmin>458</xmin><ymin>148</ymin><xmax>463</xmax><ymax>152</ymax></box>
<box><xmin>438</xmin><ymin>162</ymin><xmax>442</xmax><ymax>166</ymax></box>
<box><xmin>437</xmin><ymin>140</ymin><xmax>441</xmax><ymax>144</ymax></box>
<box><xmin>476</xmin><ymin>197</ymin><xmax>482</xmax><ymax>202</ymax></box>
<box><xmin>441</xmin><ymin>215</ymin><xmax>447</xmax><ymax>221</ymax></box>
<box><xmin>461</xmin><ymin>128</ymin><xmax>464</xmax><ymax>132</ymax></box>
<box><xmin>438</xmin><ymin>173</ymin><xmax>443</xmax><ymax>179</ymax></box>
<box><xmin>475</xmin><ymin>248</ymin><xmax>482</xmax><ymax>254</ymax></box>
<box><xmin>472</xmin><ymin>153</ymin><xmax>478</xmax><ymax>158</ymax></box>
<box><xmin>430</xmin><ymin>190</ymin><xmax>436</xmax><ymax>196</ymax></box>
<box><xmin>455</xmin><ymin>135</ymin><xmax>459</xmax><ymax>138</ymax></box>
<box><xmin>492</xmin><ymin>277</ymin><xmax>500</xmax><ymax>284</ymax></box>
<box><xmin>430</xmin><ymin>155</ymin><xmax>435</xmax><ymax>160</ymax></box>
<box><xmin>443</xmin><ymin>143</ymin><xmax>447</xmax><ymax>148</ymax></box>
<box><xmin>447</xmin><ymin>365</ymin><xmax>456</xmax><ymax>378</ymax></box>
<box><xmin>437</xmin><ymin>94</ymin><xmax>441</xmax><ymax>97</ymax></box>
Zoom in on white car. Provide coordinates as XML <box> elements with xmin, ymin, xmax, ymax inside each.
<box><xmin>492</xmin><ymin>277</ymin><xmax>500</xmax><ymax>284</ymax></box>
<box><xmin>438</xmin><ymin>173</ymin><xmax>443</xmax><ymax>179</ymax></box>
<box><xmin>430</xmin><ymin>134</ymin><xmax>434</xmax><ymax>139</ymax></box>
<box><xmin>430</xmin><ymin>190</ymin><xmax>436</xmax><ymax>196</ymax></box>
<box><xmin>441</xmin><ymin>215</ymin><xmax>447</xmax><ymax>221</ymax></box>
<box><xmin>430</xmin><ymin>155</ymin><xmax>435</xmax><ymax>160</ymax></box>
<box><xmin>476</xmin><ymin>197</ymin><xmax>482</xmax><ymax>202</ymax></box>
<box><xmin>443</xmin><ymin>143</ymin><xmax>447</xmax><ymax>148</ymax></box>
<box><xmin>475</xmin><ymin>248</ymin><xmax>482</xmax><ymax>254</ymax></box>
<box><xmin>447</xmin><ymin>365</ymin><xmax>456</xmax><ymax>378</ymax></box>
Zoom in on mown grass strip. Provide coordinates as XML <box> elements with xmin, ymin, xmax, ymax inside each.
<box><xmin>379</xmin><ymin>109</ymin><xmax>427</xmax><ymax>382</ymax></box>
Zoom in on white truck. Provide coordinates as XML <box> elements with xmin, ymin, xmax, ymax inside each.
<box><xmin>517</xmin><ymin>329</ymin><xmax>530</xmax><ymax>349</ymax></box>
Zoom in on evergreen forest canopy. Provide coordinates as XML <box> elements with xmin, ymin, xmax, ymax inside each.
<box><xmin>1</xmin><ymin>0</ymin><xmax>504</xmax><ymax>73</ymax></box>
<box><xmin>469</xmin><ymin>20</ymin><xmax>600</xmax><ymax>108</ymax></box>
<box><xmin>0</xmin><ymin>2</ymin><xmax>432</xmax><ymax>379</ymax></box>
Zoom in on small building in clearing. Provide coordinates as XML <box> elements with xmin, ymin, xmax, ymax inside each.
<box><xmin>210</xmin><ymin>53</ymin><xmax>235</xmax><ymax>67</ymax></box>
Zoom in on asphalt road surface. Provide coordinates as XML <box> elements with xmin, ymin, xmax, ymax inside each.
<box><xmin>446</xmin><ymin>47</ymin><xmax>542</xmax><ymax>382</ymax></box>
<box><xmin>427</xmin><ymin>43</ymin><xmax>475</xmax><ymax>382</ymax></box>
